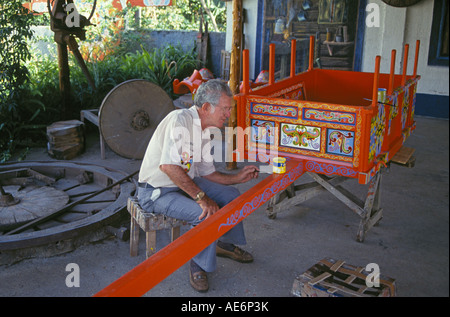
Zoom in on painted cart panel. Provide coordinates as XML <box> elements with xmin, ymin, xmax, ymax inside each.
<box><xmin>236</xmin><ymin>38</ymin><xmax>421</xmax><ymax>184</ymax></box>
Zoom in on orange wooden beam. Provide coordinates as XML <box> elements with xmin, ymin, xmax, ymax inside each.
<box><xmin>388</xmin><ymin>50</ymin><xmax>396</xmax><ymax>96</ymax></box>
<box><xmin>371</xmin><ymin>55</ymin><xmax>381</xmax><ymax>109</ymax></box>
<box><xmin>269</xmin><ymin>43</ymin><xmax>275</xmax><ymax>85</ymax></box>
<box><xmin>308</xmin><ymin>36</ymin><xmax>314</xmax><ymax>71</ymax></box>
<box><xmin>290</xmin><ymin>39</ymin><xmax>296</xmax><ymax>78</ymax></box>
<box><xmin>243</xmin><ymin>49</ymin><xmax>250</xmax><ymax>95</ymax></box>
<box><xmin>401</xmin><ymin>44</ymin><xmax>409</xmax><ymax>86</ymax></box>
<box><xmin>94</xmin><ymin>160</ymin><xmax>305</xmax><ymax>297</ymax></box>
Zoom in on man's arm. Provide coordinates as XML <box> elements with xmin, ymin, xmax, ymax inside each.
<box><xmin>202</xmin><ymin>165</ymin><xmax>260</xmax><ymax>185</ymax></box>
<box><xmin>159</xmin><ymin>164</ymin><xmax>219</xmax><ymax>220</ymax></box>
<box><xmin>159</xmin><ymin>164</ymin><xmax>201</xmax><ymax>199</ymax></box>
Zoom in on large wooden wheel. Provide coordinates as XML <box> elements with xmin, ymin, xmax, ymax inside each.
<box><xmin>0</xmin><ymin>186</ymin><xmax>69</xmax><ymax>231</ymax></box>
<box><xmin>98</xmin><ymin>79</ymin><xmax>175</xmax><ymax>160</ymax></box>
<box><xmin>0</xmin><ymin>161</ymin><xmax>135</xmax><ymax>264</ymax></box>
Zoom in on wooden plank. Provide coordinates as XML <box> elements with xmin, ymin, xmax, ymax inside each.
<box><xmin>308</xmin><ymin>272</ymin><xmax>331</xmax><ymax>285</ymax></box>
<box><xmin>80</xmin><ymin>109</ymin><xmax>99</xmax><ymax>127</ymax></box>
<box><xmin>307</xmin><ymin>172</ymin><xmax>365</xmax><ymax>217</ymax></box>
<box><xmin>272</xmin><ymin>176</ymin><xmax>347</xmax><ymax>214</ymax></box>
<box><xmin>391</xmin><ymin>146</ymin><xmax>415</xmax><ymax>165</ymax></box>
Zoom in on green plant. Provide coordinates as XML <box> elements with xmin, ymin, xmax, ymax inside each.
<box><xmin>138</xmin><ymin>44</ymin><xmax>198</xmax><ymax>98</ymax></box>
<box><xmin>140</xmin><ymin>0</ymin><xmax>226</xmax><ymax>32</ymax></box>
<box><xmin>0</xmin><ymin>0</ymin><xmax>38</xmax><ymax>162</ymax></box>
<box><xmin>0</xmin><ymin>1</ymin><xmax>200</xmax><ymax>162</ymax></box>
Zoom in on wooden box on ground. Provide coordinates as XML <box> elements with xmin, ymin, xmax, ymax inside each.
<box><xmin>291</xmin><ymin>258</ymin><xmax>396</xmax><ymax>297</ymax></box>
<box><xmin>47</xmin><ymin>120</ymin><xmax>85</xmax><ymax>160</ymax></box>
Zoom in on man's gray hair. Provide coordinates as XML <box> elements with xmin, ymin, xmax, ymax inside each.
<box><xmin>194</xmin><ymin>79</ymin><xmax>233</xmax><ymax>110</ymax></box>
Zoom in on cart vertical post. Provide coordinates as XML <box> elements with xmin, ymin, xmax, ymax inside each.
<box><xmin>290</xmin><ymin>39</ymin><xmax>297</xmax><ymax>78</ymax></box>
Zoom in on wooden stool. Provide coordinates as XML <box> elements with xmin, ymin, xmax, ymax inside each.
<box><xmin>127</xmin><ymin>196</ymin><xmax>187</xmax><ymax>258</ymax></box>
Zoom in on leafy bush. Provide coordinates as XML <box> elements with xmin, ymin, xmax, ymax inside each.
<box><xmin>0</xmin><ymin>0</ymin><xmax>38</xmax><ymax>162</ymax></box>
<box><xmin>1</xmin><ymin>0</ymin><xmax>200</xmax><ymax>162</ymax></box>
<box><xmin>1</xmin><ymin>43</ymin><xmax>198</xmax><ymax>161</ymax></box>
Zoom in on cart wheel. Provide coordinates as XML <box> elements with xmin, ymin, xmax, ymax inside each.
<box><xmin>266</xmin><ymin>207</ymin><xmax>277</xmax><ymax>219</ymax></box>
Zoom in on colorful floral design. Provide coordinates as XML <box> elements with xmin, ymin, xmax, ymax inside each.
<box><xmin>251</xmin><ymin>120</ymin><xmax>275</xmax><ymax>144</ymax></box>
<box><xmin>368</xmin><ymin>103</ymin><xmax>386</xmax><ymax>162</ymax></box>
<box><xmin>387</xmin><ymin>93</ymin><xmax>398</xmax><ymax>135</ymax></box>
<box><xmin>218</xmin><ymin>162</ymin><xmax>304</xmax><ymax>231</ymax></box>
<box><xmin>327</xmin><ymin>129</ymin><xmax>354</xmax><ymax>156</ymax></box>
<box><xmin>251</xmin><ymin>103</ymin><xmax>298</xmax><ymax>119</ymax></box>
<box><xmin>281</xmin><ymin>123</ymin><xmax>321</xmax><ymax>151</ymax></box>
<box><xmin>401</xmin><ymin>86</ymin><xmax>410</xmax><ymax>130</ymax></box>
<box><xmin>303</xmin><ymin>109</ymin><xmax>356</xmax><ymax>126</ymax></box>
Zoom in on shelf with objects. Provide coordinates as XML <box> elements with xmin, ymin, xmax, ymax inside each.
<box><xmin>260</xmin><ymin>0</ymin><xmax>360</xmax><ymax>77</ymax></box>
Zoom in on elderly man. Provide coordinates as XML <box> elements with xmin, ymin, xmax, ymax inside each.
<box><xmin>138</xmin><ymin>79</ymin><xmax>259</xmax><ymax>292</ymax></box>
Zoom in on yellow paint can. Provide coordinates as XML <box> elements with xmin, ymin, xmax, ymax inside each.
<box><xmin>273</xmin><ymin>157</ymin><xmax>286</xmax><ymax>174</ymax></box>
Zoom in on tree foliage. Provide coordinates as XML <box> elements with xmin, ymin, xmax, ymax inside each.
<box><xmin>0</xmin><ymin>0</ymin><xmax>39</xmax><ymax>161</ymax></box>
<box><xmin>132</xmin><ymin>0</ymin><xmax>227</xmax><ymax>32</ymax></box>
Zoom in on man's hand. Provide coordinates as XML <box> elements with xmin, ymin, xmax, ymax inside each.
<box><xmin>197</xmin><ymin>196</ymin><xmax>220</xmax><ymax>220</ymax></box>
<box><xmin>235</xmin><ymin>165</ymin><xmax>259</xmax><ymax>183</ymax></box>
<box><xmin>203</xmin><ymin>165</ymin><xmax>259</xmax><ymax>185</ymax></box>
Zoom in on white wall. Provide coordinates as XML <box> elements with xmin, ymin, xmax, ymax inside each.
<box><xmin>362</xmin><ymin>0</ymin><xmax>449</xmax><ymax>96</ymax></box>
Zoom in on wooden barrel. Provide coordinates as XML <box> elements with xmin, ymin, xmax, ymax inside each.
<box><xmin>47</xmin><ymin>120</ymin><xmax>85</xmax><ymax>160</ymax></box>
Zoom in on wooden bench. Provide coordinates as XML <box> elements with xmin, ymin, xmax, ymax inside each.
<box><xmin>80</xmin><ymin>109</ymin><xmax>106</xmax><ymax>159</ymax></box>
<box><xmin>127</xmin><ymin>196</ymin><xmax>187</xmax><ymax>258</ymax></box>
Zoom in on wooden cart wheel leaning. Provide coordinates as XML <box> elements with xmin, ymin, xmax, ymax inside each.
<box><xmin>98</xmin><ymin>79</ymin><xmax>175</xmax><ymax>159</ymax></box>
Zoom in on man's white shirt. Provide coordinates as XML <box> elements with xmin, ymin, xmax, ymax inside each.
<box><xmin>139</xmin><ymin>106</ymin><xmax>215</xmax><ymax>188</ymax></box>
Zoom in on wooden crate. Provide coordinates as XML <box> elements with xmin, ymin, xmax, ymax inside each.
<box><xmin>291</xmin><ymin>258</ymin><xmax>396</xmax><ymax>297</ymax></box>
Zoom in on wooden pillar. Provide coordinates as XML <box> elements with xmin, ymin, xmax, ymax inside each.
<box><xmin>226</xmin><ymin>0</ymin><xmax>244</xmax><ymax>170</ymax></box>
<box><xmin>57</xmin><ymin>40</ymin><xmax>71</xmax><ymax>120</ymax></box>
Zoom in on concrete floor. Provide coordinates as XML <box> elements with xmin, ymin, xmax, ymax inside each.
<box><xmin>0</xmin><ymin>116</ymin><xmax>448</xmax><ymax>297</ymax></box>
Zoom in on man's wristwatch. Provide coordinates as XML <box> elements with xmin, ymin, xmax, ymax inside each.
<box><xmin>194</xmin><ymin>190</ymin><xmax>205</xmax><ymax>202</ymax></box>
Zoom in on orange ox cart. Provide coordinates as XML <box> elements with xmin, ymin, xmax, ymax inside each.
<box><xmin>95</xmin><ymin>37</ymin><xmax>420</xmax><ymax>297</ymax></box>
<box><xmin>235</xmin><ymin>37</ymin><xmax>420</xmax><ymax>242</ymax></box>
